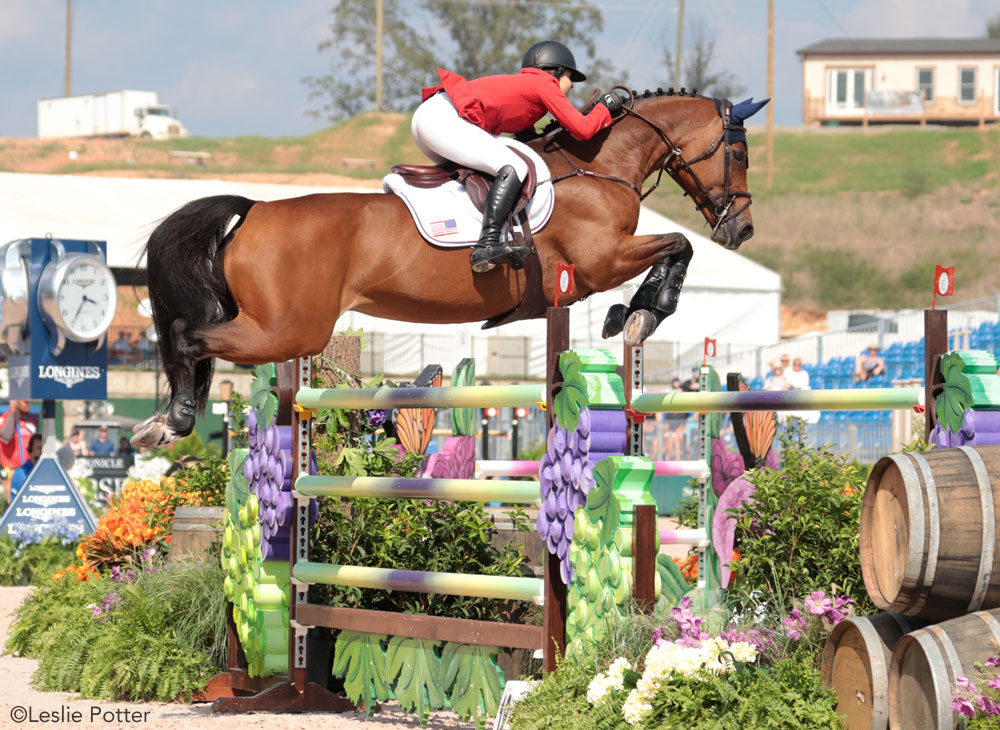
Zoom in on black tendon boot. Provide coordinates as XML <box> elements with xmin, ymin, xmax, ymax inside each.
<box><xmin>470</xmin><ymin>166</ymin><xmax>531</xmax><ymax>273</ymax></box>
<box><xmin>610</xmin><ymin>261</ymin><xmax>688</xmax><ymax>345</ymax></box>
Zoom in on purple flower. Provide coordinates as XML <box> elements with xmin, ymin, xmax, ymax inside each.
<box><xmin>951</xmin><ymin>696</ymin><xmax>976</xmax><ymax>718</ymax></box>
<box><xmin>977</xmin><ymin>694</ymin><xmax>1000</xmax><ymax>716</ymax></box>
<box><xmin>988</xmin><ymin>675</ymin><xmax>1000</xmax><ymax>691</ymax></box>
<box><xmin>987</xmin><ymin>656</ymin><xmax>1000</xmax><ymax>668</ymax></box>
<box><xmin>92</xmin><ymin>606</ymin><xmax>103</xmax><ymax>618</ymax></box>
<box><xmin>783</xmin><ymin>608</ymin><xmax>807</xmax><ymax>641</ymax></box>
<box><xmin>652</xmin><ymin>628</ymin><xmax>665</xmax><ymax>646</ymax></box>
<box><xmin>956</xmin><ymin>674</ymin><xmax>972</xmax><ymax>688</ymax></box>
<box><xmin>365</xmin><ymin>409</ymin><xmax>388</xmax><ymax>428</ymax></box>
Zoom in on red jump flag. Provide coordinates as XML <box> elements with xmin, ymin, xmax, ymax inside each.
<box><xmin>932</xmin><ymin>265</ymin><xmax>955</xmax><ymax>309</ymax></box>
<box><xmin>703</xmin><ymin>337</ymin><xmax>717</xmax><ymax>365</ymax></box>
<box><xmin>555</xmin><ymin>262</ymin><xmax>575</xmax><ymax>307</ymax></box>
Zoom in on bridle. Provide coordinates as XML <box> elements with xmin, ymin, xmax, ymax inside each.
<box><xmin>549</xmin><ymin>93</ymin><xmax>751</xmax><ymax>236</ymax></box>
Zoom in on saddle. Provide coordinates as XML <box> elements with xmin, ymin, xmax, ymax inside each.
<box><xmin>391</xmin><ymin>148</ymin><xmax>538</xmax><ymax>216</ymax></box>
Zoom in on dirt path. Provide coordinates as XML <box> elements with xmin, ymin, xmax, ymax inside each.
<box><xmin>0</xmin><ymin>586</ymin><xmax>477</xmax><ymax>730</ymax></box>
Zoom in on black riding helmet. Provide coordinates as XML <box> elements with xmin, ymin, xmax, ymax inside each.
<box><xmin>521</xmin><ymin>40</ymin><xmax>587</xmax><ymax>83</ymax></box>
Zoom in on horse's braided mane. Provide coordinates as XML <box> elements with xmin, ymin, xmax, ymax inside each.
<box><xmin>632</xmin><ymin>86</ymin><xmax>711</xmax><ymax>101</ymax></box>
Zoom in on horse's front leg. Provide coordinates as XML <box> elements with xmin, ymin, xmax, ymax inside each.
<box><xmin>601</xmin><ymin>232</ymin><xmax>693</xmax><ymax>346</ymax></box>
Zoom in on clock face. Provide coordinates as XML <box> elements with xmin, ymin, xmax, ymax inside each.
<box><xmin>56</xmin><ymin>258</ymin><xmax>116</xmax><ymax>341</ymax></box>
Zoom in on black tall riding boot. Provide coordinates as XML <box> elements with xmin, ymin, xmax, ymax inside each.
<box><xmin>470</xmin><ymin>166</ymin><xmax>532</xmax><ymax>273</ymax></box>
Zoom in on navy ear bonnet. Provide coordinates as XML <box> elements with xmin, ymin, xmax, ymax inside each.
<box><xmin>717</xmin><ymin>97</ymin><xmax>770</xmax><ymax>146</ymax></box>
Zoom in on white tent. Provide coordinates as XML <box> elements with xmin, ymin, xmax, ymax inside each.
<box><xmin>0</xmin><ymin>172</ymin><xmax>781</xmax><ymax>377</ymax></box>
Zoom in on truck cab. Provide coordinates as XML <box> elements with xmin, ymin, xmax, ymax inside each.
<box><xmin>135</xmin><ymin>104</ymin><xmax>188</xmax><ymax>140</ymax></box>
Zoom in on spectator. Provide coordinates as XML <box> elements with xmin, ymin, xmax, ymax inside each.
<box><xmin>109</xmin><ymin>332</ymin><xmax>133</xmax><ymax>365</ymax></box>
<box><xmin>55</xmin><ymin>437</ymin><xmax>75</xmax><ymax>471</ymax></box>
<box><xmin>681</xmin><ymin>367</ymin><xmax>701</xmax><ymax>392</ymax></box>
<box><xmin>663</xmin><ymin>377</ymin><xmax>690</xmax><ymax>459</ymax></box>
<box><xmin>855</xmin><ymin>345</ymin><xmax>886</xmax><ymax>382</ymax></box>
<box><xmin>89</xmin><ymin>426</ymin><xmax>116</xmax><ymax>456</ymax></box>
<box><xmin>10</xmin><ymin>433</ymin><xmax>43</xmax><ymax>501</ymax></box>
<box><xmin>136</xmin><ymin>332</ymin><xmax>154</xmax><ymax>363</ymax></box>
<box><xmin>765</xmin><ymin>364</ymin><xmax>790</xmax><ymax>391</ymax></box>
<box><xmin>118</xmin><ymin>437</ymin><xmax>134</xmax><ymax>457</ymax></box>
<box><xmin>0</xmin><ymin>400</ymin><xmax>36</xmax><ymax>500</ymax></box>
<box><xmin>786</xmin><ymin>357</ymin><xmax>811</xmax><ymax>390</ymax></box>
<box><xmin>69</xmin><ymin>428</ymin><xmax>88</xmax><ymax>456</ymax></box>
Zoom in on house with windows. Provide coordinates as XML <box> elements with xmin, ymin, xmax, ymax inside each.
<box><xmin>797</xmin><ymin>38</ymin><xmax>1000</xmax><ymax>126</ymax></box>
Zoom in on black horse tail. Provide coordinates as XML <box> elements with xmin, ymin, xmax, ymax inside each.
<box><xmin>144</xmin><ymin>195</ymin><xmax>257</xmax><ymax>413</ymax></box>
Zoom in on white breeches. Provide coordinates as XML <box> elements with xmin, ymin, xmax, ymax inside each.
<box><xmin>410</xmin><ymin>92</ymin><xmax>529</xmax><ymax>180</ymax></box>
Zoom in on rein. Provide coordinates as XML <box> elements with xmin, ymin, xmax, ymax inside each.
<box><xmin>548</xmin><ymin>96</ymin><xmax>751</xmax><ymax>234</ymax></box>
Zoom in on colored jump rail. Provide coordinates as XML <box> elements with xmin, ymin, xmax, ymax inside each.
<box><xmin>295</xmin><ymin>475</ymin><xmax>541</xmax><ymax>503</ymax></box>
<box><xmin>296</xmin><ymin>384</ymin><xmax>545</xmax><ymax>410</ymax></box>
<box><xmin>659</xmin><ymin>528</ymin><xmax>708</xmax><ymax>546</ymax></box>
<box><xmin>293</xmin><ymin>562</ymin><xmax>543</xmax><ymax>602</ymax></box>
<box><xmin>631</xmin><ymin>387</ymin><xmax>923</xmax><ymax>414</ymax></box>
<box><xmin>476</xmin><ymin>460</ymin><xmax>708</xmax><ymax>478</ymax></box>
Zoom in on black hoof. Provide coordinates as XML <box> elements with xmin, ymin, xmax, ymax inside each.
<box><xmin>602</xmin><ymin>304</ymin><xmax>629</xmax><ymax>339</ymax></box>
<box><xmin>624</xmin><ymin>309</ymin><xmax>658</xmax><ymax>346</ymax></box>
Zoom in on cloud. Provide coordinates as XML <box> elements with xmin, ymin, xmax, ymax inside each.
<box><xmin>0</xmin><ymin>0</ymin><xmax>56</xmax><ymax>42</ymax></box>
<box><xmin>844</xmin><ymin>0</ymin><xmax>985</xmax><ymax>37</ymax></box>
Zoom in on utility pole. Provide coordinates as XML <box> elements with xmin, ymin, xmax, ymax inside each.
<box><xmin>674</xmin><ymin>0</ymin><xmax>685</xmax><ymax>89</ymax></box>
<box><xmin>766</xmin><ymin>0</ymin><xmax>775</xmax><ymax>190</ymax></box>
<box><xmin>65</xmin><ymin>0</ymin><xmax>72</xmax><ymax>97</ymax></box>
<box><xmin>375</xmin><ymin>0</ymin><xmax>384</xmax><ymax>111</ymax></box>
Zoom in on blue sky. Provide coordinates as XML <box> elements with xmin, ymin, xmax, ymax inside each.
<box><xmin>0</xmin><ymin>0</ymin><xmax>995</xmax><ymax>139</ymax></box>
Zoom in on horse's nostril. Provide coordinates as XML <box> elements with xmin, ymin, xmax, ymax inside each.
<box><xmin>739</xmin><ymin>224</ymin><xmax>754</xmax><ymax>242</ymax></box>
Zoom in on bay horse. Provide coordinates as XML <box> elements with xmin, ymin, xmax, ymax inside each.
<box><xmin>132</xmin><ymin>90</ymin><xmax>767</xmax><ymax>448</ymax></box>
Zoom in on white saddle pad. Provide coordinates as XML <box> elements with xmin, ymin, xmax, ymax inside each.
<box><xmin>383</xmin><ymin>140</ymin><xmax>555</xmax><ymax>248</ymax></box>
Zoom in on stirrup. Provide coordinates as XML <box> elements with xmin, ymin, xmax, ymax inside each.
<box><xmin>470</xmin><ymin>244</ymin><xmax>531</xmax><ymax>273</ymax></box>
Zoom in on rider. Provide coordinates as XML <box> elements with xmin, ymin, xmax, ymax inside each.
<box><xmin>412</xmin><ymin>40</ymin><xmax>631</xmax><ymax>273</ymax></box>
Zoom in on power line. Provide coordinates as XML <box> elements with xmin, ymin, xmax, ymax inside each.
<box><xmin>814</xmin><ymin>0</ymin><xmax>850</xmax><ymax>37</ymax></box>
<box><xmin>427</xmin><ymin>0</ymin><xmax>670</xmax><ymax>12</ymax></box>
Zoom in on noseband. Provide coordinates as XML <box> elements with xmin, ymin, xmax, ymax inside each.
<box><xmin>548</xmin><ymin>95</ymin><xmax>751</xmax><ymax>235</ymax></box>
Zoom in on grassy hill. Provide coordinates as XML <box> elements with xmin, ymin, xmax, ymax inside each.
<box><xmin>2</xmin><ymin>116</ymin><xmax>998</xmax><ymax>314</ymax></box>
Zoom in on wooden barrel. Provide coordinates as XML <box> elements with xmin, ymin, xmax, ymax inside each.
<box><xmin>169</xmin><ymin>506</ymin><xmax>225</xmax><ymax>562</ymax></box>
<box><xmin>821</xmin><ymin>613</ymin><xmax>922</xmax><ymax>730</ymax></box>
<box><xmin>889</xmin><ymin>608</ymin><xmax>1000</xmax><ymax>729</ymax></box>
<box><xmin>860</xmin><ymin>445</ymin><xmax>1000</xmax><ymax>620</ymax></box>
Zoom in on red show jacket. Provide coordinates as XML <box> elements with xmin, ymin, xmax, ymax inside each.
<box><xmin>422</xmin><ymin>67</ymin><xmax>612</xmax><ymax>140</ymax></box>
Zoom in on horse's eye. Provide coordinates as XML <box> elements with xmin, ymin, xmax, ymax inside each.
<box><xmin>733</xmin><ymin>149</ymin><xmax>746</xmax><ymax>164</ymax></box>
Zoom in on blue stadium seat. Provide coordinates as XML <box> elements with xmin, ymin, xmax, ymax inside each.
<box><xmin>750</xmin><ymin>376</ymin><xmax>764</xmax><ymax>390</ymax></box>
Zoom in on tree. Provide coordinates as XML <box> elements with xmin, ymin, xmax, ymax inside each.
<box><xmin>303</xmin><ymin>0</ymin><xmax>623</xmax><ymax>123</ymax></box>
<box><xmin>661</xmin><ymin>22</ymin><xmax>745</xmax><ymax>100</ymax></box>
<box><xmin>988</xmin><ymin>13</ymin><xmax>1000</xmax><ymax>38</ymax></box>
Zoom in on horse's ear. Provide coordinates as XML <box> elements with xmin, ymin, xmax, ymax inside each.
<box><xmin>731</xmin><ymin>97</ymin><xmax>770</xmax><ymax>123</ymax></box>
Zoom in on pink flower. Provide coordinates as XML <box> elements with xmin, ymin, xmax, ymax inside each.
<box><xmin>804</xmin><ymin>591</ymin><xmax>832</xmax><ymax>616</ymax></box>
<box><xmin>951</xmin><ymin>696</ymin><xmax>976</xmax><ymax>717</ymax></box>
<box><xmin>783</xmin><ymin>609</ymin><xmax>806</xmax><ymax>641</ymax></box>
<box><xmin>988</xmin><ymin>675</ymin><xmax>1000</xmax><ymax>691</ymax></box>
<box><xmin>956</xmin><ymin>674</ymin><xmax>972</xmax><ymax>688</ymax></box>
<box><xmin>987</xmin><ymin>656</ymin><xmax>1000</xmax><ymax>668</ymax></box>
<box><xmin>977</xmin><ymin>694</ymin><xmax>1000</xmax><ymax>716</ymax></box>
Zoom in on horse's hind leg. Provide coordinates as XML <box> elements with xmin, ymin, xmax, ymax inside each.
<box><xmin>131</xmin><ymin>318</ymin><xmax>212</xmax><ymax>449</ymax></box>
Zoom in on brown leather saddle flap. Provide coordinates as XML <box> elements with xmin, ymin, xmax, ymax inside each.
<box><xmin>391</xmin><ymin>148</ymin><xmax>538</xmax><ymax>214</ymax></box>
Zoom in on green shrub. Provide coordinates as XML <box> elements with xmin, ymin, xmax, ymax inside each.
<box><xmin>730</xmin><ymin>423</ymin><xmax>871</xmax><ymax>613</ymax></box>
<box><xmin>6</xmin><ymin>557</ymin><xmax>226</xmax><ymax>702</ymax></box>
<box><xmin>310</xmin><ymin>497</ymin><xmax>528</xmax><ymax>620</ymax></box>
<box><xmin>0</xmin><ymin>534</ymin><xmax>80</xmax><ymax>586</ymax></box>
<box><xmin>173</xmin><ymin>455</ymin><xmax>228</xmax><ymax>507</ymax></box>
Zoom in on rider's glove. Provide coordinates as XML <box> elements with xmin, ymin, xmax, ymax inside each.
<box><xmin>599</xmin><ymin>89</ymin><xmax>631</xmax><ymax>117</ymax></box>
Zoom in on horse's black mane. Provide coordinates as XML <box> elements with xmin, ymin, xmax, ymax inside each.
<box><xmin>533</xmin><ymin>86</ymin><xmax>713</xmax><ymax>142</ymax></box>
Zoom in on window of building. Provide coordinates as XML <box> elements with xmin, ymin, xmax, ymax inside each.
<box><xmin>917</xmin><ymin>68</ymin><xmax>934</xmax><ymax>102</ymax></box>
<box><xmin>959</xmin><ymin>67</ymin><xmax>977</xmax><ymax>104</ymax></box>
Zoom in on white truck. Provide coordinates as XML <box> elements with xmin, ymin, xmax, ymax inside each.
<box><xmin>37</xmin><ymin>90</ymin><xmax>188</xmax><ymax>140</ymax></box>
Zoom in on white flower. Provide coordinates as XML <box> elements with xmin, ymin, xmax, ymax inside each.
<box><xmin>586</xmin><ymin>674</ymin><xmax>614</xmax><ymax>705</ymax></box>
<box><xmin>729</xmin><ymin>641</ymin><xmax>758</xmax><ymax>664</ymax></box>
<box><xmin>622</xmin><ymin>689</ymin><xmax>652</xmax><ymax>726</ymax></box>
<box><xmin>126</xmin><ymin>455</ymin><xmax>171</xmax><ymax>483</ymax></box>
<box><xmin>606</xmin><ymin>657</ymin><xmax>631</xmax><ymax>689</ymax></box>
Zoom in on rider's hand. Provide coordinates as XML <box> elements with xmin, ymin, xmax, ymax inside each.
<box><xmin>599</xmin><ymin>88</ymin><xmax>631</xmax><ymax>117</ymax></box>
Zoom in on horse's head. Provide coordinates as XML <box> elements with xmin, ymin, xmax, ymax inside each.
<box><xmin>628</xmin><ymin>93</ymin><xmax>768</xmax><ymax>250</ymax></box>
